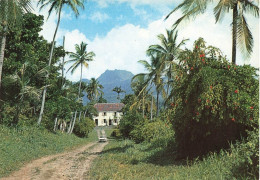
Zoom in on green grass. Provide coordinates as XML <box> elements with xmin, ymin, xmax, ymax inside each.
<box><xmin>0</xmin><ymin>125</ymin><xmax>98</xmax><ymax>178</ymax></box>
<box><xmin>87</xmin><ymin>138</ymin><xmax>256</xmax><ymax>180</ymax></box>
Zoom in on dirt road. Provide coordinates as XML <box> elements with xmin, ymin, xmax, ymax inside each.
<box><xmin>2</xmin><ymin>141</ymin><xmax>108</xmax><ymax>180</ymax></box>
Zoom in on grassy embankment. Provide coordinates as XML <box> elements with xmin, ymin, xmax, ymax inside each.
<box><xmin>87</xmin><ymin>133</ymin><xmax>256</xmax><ymax>180</ymax></box>
<box><xmin>0</xmin><ymin>125</ymin><xmax>98</xmax><ymax>178</ymax></box>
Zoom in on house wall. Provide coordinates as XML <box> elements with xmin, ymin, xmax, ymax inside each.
<box><xmin>93</xmin><ymin>111</ymin><xmax>123</xmax><ymax>126</ymax></box>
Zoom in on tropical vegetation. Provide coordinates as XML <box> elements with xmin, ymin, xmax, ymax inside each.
<box><xmin>0</xmin><ymin>0</ymin><xmax>259</xmax><ymax>179</ymax></box>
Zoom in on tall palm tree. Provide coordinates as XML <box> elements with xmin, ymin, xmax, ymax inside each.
<box><xmin>66</xmin><ymin>42</ymin><xmax>95</xmax><ymax>98</ymax></box>
<box><xmin>147</xmin><ymin>29</ymin><xmax>187</xmax><ymax>98</ymax></box>
<box><xmin>86</xmin><ymin>78</ymin><xmax>103</xmax><ymax>102</ymax></box>
<box><xmin>112</xmin><ymin>86</ymin><xmax>125</xmax><ymax>100</ymax></box>
<box><xmin>0</xmin><ymin>0</ymin><xmax>32</xmax><ymax>90</ymax></box>
<box><xmin>37</xmin><ymin>0</ymin><xmax>84</xmax><ymax>125</ymax></box>
<box><xmin>165</xmin><ymin>0</ymin><xmax>259</xmax><ymax>64</ymax></box>
<box><xmin>133</xmin><ymin>54</ymin><xmax>165</xmax><ymax>117</ymax></box>
<box><xmin>131</xmin><ymin>75</ymin><xmax>155</xmax><ymax>118</ymax></box>
<box><xmin>66</xmin><ymin>42</ymin><xmax>95</xmax><ymax>134</ymax></box>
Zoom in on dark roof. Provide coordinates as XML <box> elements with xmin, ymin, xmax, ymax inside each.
<box><xmin>94</xmin><ymin>103</ymin><xmax>125</xmax><ymax>112</ymax></box>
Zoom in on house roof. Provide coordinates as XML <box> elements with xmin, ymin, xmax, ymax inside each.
<box><xmin>94</xmin><ymin>103</ymin><xmax>125</xmax><ymax>112</ymax></box>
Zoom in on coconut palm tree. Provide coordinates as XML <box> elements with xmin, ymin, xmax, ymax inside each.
<box><xmin>37</xmin><ymin>0</ymin><xmax>84</xmax><ymax>125</ymax></box>
<box><xmin>147</xmin><ymin>29</ymin><xmax>187</xmax><ymax>98</ymax></box>
<box><xmin>66</xmin><ymin>41</ymin><xmax>95</xmax><ymax>134</ymax></box>
<box><xmin>112</xmin><ymin>86</ymin><xmax>125</xmax><ymax>100</ymax></box>
<box><xmin>133</xmin><ymin>54</ymin><xmax>165</xmax><ymax>117</ymax></box>
<box><xmin>131</xmin><ymin>75</ymin><xmax>155</xmax><ymax>118</ymax></box>
<box><xmin>66</xmin><ymin>42</ymin><xmax>95</xmax><ymax>98</ymax></box>
<box><xmin>165</xmin><ymin>0</ymin><xmax>259</xmax><ymax>64</ymax></box>
<box><xmin>0</xmin><ymin>0</ymin><xmax>32</xmax><ymax>90</ymax></box>
<box><xmin>86</xmin><ymin>78</ymin><xmax>103</xmax><ymax>102</ymax></box>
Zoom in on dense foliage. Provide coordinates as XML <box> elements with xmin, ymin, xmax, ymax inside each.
<box><xmin>169</xmin><ymin>38</ymin><xmax>259</xmax><ymax>157</ymax></box>
<box><xmin>0</xmin><ymin>13</ymin><xmax>95</xmax><ymax>136</ymax></box>
<box><xmin>74</xmin><ymin>117</ymin><xmax>95</xmax><ymax>137</ymax></box>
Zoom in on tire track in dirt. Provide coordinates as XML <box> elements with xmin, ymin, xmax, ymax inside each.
<box><xmin>2</xmin><ymin>141</ymin><xmax>108</xmax><ymax>180</ymax></box>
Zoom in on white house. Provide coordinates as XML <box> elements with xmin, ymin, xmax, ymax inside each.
<box><xmin>93</xmin><ymin>103</ymin><xmax>125</xmax><ymax>126</ymax></box>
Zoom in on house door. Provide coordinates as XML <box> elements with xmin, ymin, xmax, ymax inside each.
<box><xmin>109</xmin><ymin>119</ymin><xmax>112</xmax><ymax>126</ymax></box>
<box><xmin>95</xmin><ymin>119</ymin><xmax>98</xmax><ymax>126</ymax></box>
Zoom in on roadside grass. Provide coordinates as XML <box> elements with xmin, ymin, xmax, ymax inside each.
<box><xmin>88</xmin><ymin>139</ymin><xmax>256</xmax><ymax>180</ymax></box>
<box><xmin>0</xmin><ymin>125</ymin><xmax>98</xmax><ymax>178</ymax></box>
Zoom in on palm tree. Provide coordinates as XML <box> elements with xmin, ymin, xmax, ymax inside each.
<box><xmin>0</xmin><ymin>0</ymin><xmax>32</xmax><ymax>89</ymax></box>
<box><xmin>86</xmin><ymin>78</ymin><xmax>103</xmax><ymax>102</ymax></box>
<box><xmin>165</xmin><ymin>0</ymin><xmax>259</xmax><ymax>64</ymax></box>
<box><xmin>131</xmin><ymin>75</ymin><xmax>155</xmax><ymax>118</ymax></box>
<box><xmin>3</xmin><ymin>63</ymin><xmax>41</xmax><ymax>124</ymax></box>
<box><xmin>112</xmin><ymin>86</ymin><xmax>125</xmax><ymax>100</ymax></box>
<box><xmin>37</xmin><ymin>0</ymin><xmax>84</xmax><ymax>125</ymax></box>
<box><xmin>66</xmin><ymin>42</ymin><xmax>95</xmax><ymax>134</ymax></box>
<box><xmin>132</xmin><ymin>54</ymin><xmax>165</xmax><ymax>117</ymax></box>
<box><xmin>147</xmin><ymin>29</ymin><xmax>187</xmax><ymax>98</ymax></box>
<box><xmin>67</xmin><ymin>42</ymin><xmax>95</xmax><ymax>98</ymax></box>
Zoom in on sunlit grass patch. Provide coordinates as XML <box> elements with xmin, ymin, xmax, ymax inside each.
<box><xmin>0</xmin><ymin>125</ymin><xmax>98</xmax><ymax>178</ymax></box>
<box><xmin>87</xmin><ymin>138</ymin><xmax>257</xmax><ymax>180</ymax></box>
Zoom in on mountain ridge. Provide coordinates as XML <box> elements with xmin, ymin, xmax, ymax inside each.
<box><xmin>82</xmin><ymin>69</ymin><xmax>134</xmax><ymax>103</ymax></box>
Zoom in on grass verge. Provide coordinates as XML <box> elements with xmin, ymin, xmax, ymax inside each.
<box><xmin>0</xmin><ymin>125</ymin><xmax>98</xmax><ymax>178</ymax></box>
<box><xmin>87</xmin><ymin>138</ymin><xmax>258</xmax><ymax>180</ymax></box>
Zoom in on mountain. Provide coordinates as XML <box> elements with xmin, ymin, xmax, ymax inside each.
<box><xmin>82</xmin><ymin>69</ymin><xmax>134</xmax><ymax>104</ymax></box>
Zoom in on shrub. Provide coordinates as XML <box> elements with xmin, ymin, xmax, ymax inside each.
<box><xmin>170</xmin><ymin>38</ymin><xmax>259</xmax><ymax>157</ymax></box>
<box><xmin>130</xmin><ymin>120</ymin><xmax>174</xmax><ymax>147</ymax></box>
<box><xmin>230</xmin><ymin>128</ymin><xmax>259</xmax><ymax>178</ymax></box>
<box><xmin>111</xmin><ymin>128</ymin><xmax>122</xmax><ymax>138</ymax></box>
<box><xmin>119</xmin><ymin>111</ymin><xmax>145</xmax><ymax>138</ymax></box>
<box><xmin>74</xmin><ymin>117</ymin><xmax>95</xmax><ymax>138</ymax></box>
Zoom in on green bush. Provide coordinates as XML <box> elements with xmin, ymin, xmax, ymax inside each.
<box><xmin>119</xmin><ymin>111</ymin><xmax>145</xmax><ymax>138</ymax></box>
<box><xmin>74</xmin><ymin>117</ymin><xmax>95</xmax><ymax>138</ymax></box>
<box><xmin>111</xmin><ymin>128</ymin><xmax>122</xmax><ymax>138</ymax></box>
<box><xmin>170</xmin><ymin>38</ymin><xmax>259</xmax><ymax>157</ymax></box>
<box><xmin>229</xmin><ymin>128</ymin><xmax>259</xmax><ymax>178</ymax></box>
<box><xmin>130</xmin><ymin>120</ymin><xmax>174</xmax><ymax>147</ymax></box>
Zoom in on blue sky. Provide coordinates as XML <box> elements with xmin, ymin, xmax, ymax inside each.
<box><xmin>34</xmin><ymin>0</ymin><xmax>259</xmax><ymax>81</ymax></box>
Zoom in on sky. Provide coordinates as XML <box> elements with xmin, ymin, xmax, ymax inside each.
<box><xmin>32</xmin><ymin>0</ymin><xmax>259</xmax><ymax>81</ymax></box>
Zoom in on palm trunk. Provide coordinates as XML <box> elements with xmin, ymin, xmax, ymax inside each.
<box><xmin>150</xmin><ymin>96</ymin><xmax>153</xmax><ymax>121</ymax></box>
<box><xmin>156</xmin><ymin>90</ymin><xmax>159</xmax><ymax>117</ymax></box>
<box><xmin>69</xmin><ymin>64</ymin><xmax>83</xmax><ymax>133</ymax></box>
<box><xmin>69</xmin><ymin>111</ymin><xmax>77</xmax><ymax>134</ymax></box>
<box><xmin>61</xmin><ymin>36</ymin><xmax>65</xmax><ymax>87</ymax></box>
<box><xmin>0</xmin><ymin>26</ymin><xmax>6</xmax><ymax>90</ymax></box>
<box><xmin>142</xmin><ymin>92</ymin><xmax>145</xmax><ymax>118</ymax></box>
<box><xmin>232</xmin><ymin>3</ymin><xmax>238</xmax><ymax>64</ymax></box>
<box><xmin>53</xmin><ymin>117</ymin><xmax>58</xmax><ymax>131</ymax></box>
<box><xmin>67</xmin><ymin>113</ymin><xmax>73</xmax><ymax>133</ymax></box>
<box><xmin>83</xmin><ymin>110</ymin><xmax>86</xmax><ymax>119</ymax></box>
<box><xmin>38</xmin><ymin>4</ymin><xmax>62</xmax><ymax>125</ymax></box>
<box><xmin>78</xmin><ymin>63</ymin><xmax>83</xmax><ymax>97</ymax></box>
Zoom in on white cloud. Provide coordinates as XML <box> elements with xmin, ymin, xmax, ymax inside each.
<box><xmin>34</xmin><ymin>1</ymin><xmax>259</xmax><ymax>81</ymax></box>
<box><xmin>64</xmin><ymin>10</ymin><xmax>258</xmax><ymax>81</ymax></box>
<box><xmin>89</xmin><ymin>12</ymin><xmax>110</xmax><ymax>23</ymax></box>
<box><xmin>92</xmin><ymin>0</ymin><xmax>176</xmax><ymax>8</ymax></box>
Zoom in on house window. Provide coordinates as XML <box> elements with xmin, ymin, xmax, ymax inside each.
<box><xmin>114</xmin><ymin>112</ymin><xmax>117</xmax><ymax>116</ymax></box>
<box><xmin>114</xmin><ymin>119</ymin><xmax>117</xmax><ymax>123</ymax></box>
<box><xmin>104</xmin><ymin>119</ymin><xmax>106</xmax><ymax>124</ymax></box>
<box><xmin>103</xmin><ymin>112</ymin><xmax>107</xmax><ymax>116</ymax></box>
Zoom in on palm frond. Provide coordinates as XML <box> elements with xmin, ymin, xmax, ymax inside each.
<box><xmin>237</xmin><ymin>13</ymin><xmax>253</xmax><ymax>59</ymax></box>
